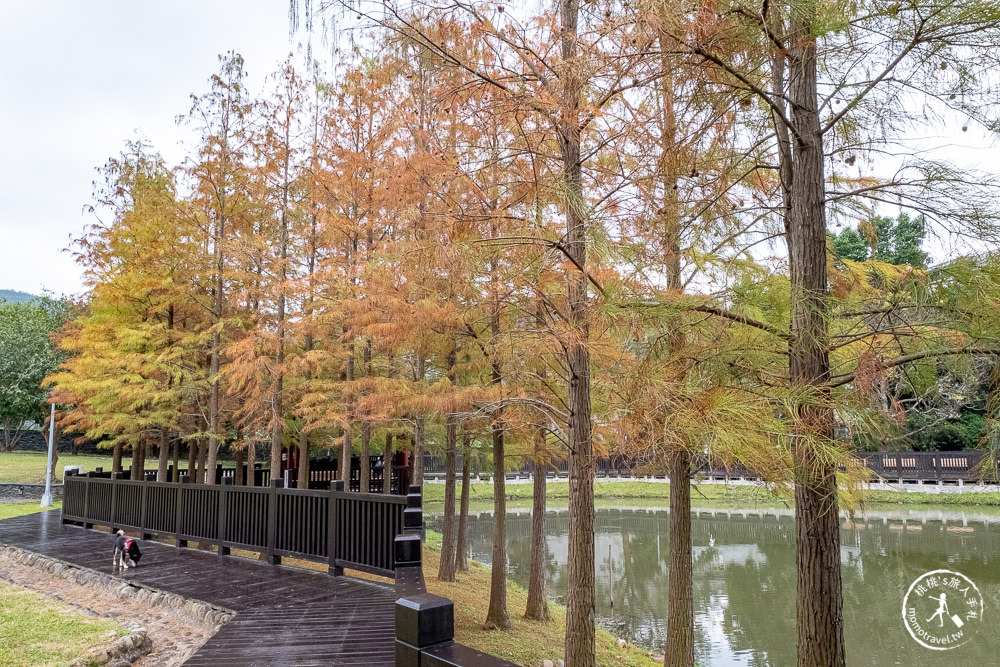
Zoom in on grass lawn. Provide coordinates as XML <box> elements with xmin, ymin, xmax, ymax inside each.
<box><xmin>234</xmin><ymin>536</ymin><xmax>659</xmax><ymax>666</ymax></box>
<box><xmin>422</xmin><ymin>480</ymin><xmax>785</xmax><ymax>506</ymax></box>
<box><xmin>420</xmin><ymin>530</ymin><xmax>660</xmax><ymax>667</ymax></box>
<box><xmin>421</xmin><ymin>478</ymin><xmax>1000</xmax><ymax>508</ymax></box>
<box><xmin>0</xmin><ymin>501</ymin><xmax>62</xmax><ymax>521</ymax></box>
<box><xmin>0</xmin><ymin>451</ymin><xmax>115</xmax><ymax>484</ymax></box>
<box><xmin>0</xmin><ymin>581</ymin><xmax>125</xmax><ymax>667</ymax></box>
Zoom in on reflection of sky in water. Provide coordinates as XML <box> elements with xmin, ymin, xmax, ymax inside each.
<box><xmin>438</xmin><ymin>506</ymin><xmax>1000</xmax><ymax>666</ymax></box>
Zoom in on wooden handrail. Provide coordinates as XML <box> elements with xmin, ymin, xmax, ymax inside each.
<box><xmin>61</xmin><ymin>472</ymin><xmax>409</xmax><ymax>578</ymax></box>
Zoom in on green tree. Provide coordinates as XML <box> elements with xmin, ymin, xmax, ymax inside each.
<box><xmin>832</xmin><ymin>227</ymin><xmax>868</xmax><ymax>262</ymax></box>
<box><xmin>867</xmin><ymin>213</ymin><xmax>930</xmax><ymax>268</ymax></box>
<box><xmin>0</xmin><ymin>297</ymin><xmax>69</xmax><ymax>451</ymax></box>
<box><xmin>833</xmin><ymin>213</ymin><xmax>930</xmax><ymax>267</ymax></box>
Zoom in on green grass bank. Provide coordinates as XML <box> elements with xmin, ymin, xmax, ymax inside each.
<box><xmin>0</xmin><ymin>581</ymin><xmax>125</xmax><ymax>667</ymax></box>
<box><xmin>6</xmin><ymin>450</ymin><xmax>999</xmax><ymax>508</ymax></box>
<box><xmin>421</xmin><ymin>478</ymin><xmax>1000</xmax><ymax>508</ymax></box>
<box><xmin>1</xmin><ymin>451</ymin><xmax>115</xmax><ymax>484</ymax></box>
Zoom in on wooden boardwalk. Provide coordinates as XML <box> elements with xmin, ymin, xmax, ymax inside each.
<box><xmin>0</xmin><ymin>510</ymin><xmax>396</xmax><ymax>666</ymax></box>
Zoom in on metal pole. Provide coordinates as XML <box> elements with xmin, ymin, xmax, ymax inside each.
<box><xmin>41</xmin><ymin>401</ymin><xmax>55</xmax><ymax>507</ymax></box>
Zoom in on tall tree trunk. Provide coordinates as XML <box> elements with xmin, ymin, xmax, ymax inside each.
<box><xmin>342</xmin><ymin>351</ymin><xmax>354</xmax><ymax>487</ymax></box>
<box><xmin>247</xmin><ymin>437</ymin><xmax>256</xmax><ymax>487</ymax></box>
<box><xmin>654</xmin><ymin>32</ymin><xmax>695</xmax><ymax>665</ymax></box>
<box><xmin>412</xmin><ymin>350</ymin><xmax>426</xmax><ymax>484</ymax></box>
<box><xmin>786</xmin><ymin>5</ymin><xmax>844</xmax><ymax>665</ymax></box>
<box><xmin>665</xmin><ymin>451</ymin><xmax>693</xmax><ymax>666</ymax></box>
<box><xmin>171</xmin><ymin>433</ymin><xmax>179</xmax><ymax>482</ymax></box>
<box><xmin>525</xmin><ymin>431</ymin><xmax>550</xmax><ymax>621</ymax></box>
<box><xmin>271</xmin><ymin>144</ymin><xmax>290</xmax><ymax>488</ymax></box>
<box><xmin>298</xmin><ymin>431</ymin><xmax>310</xmax><ymax>490</ymax></box>
<box><xmin>484</xmin><ymin>414</ymin><xmax>511</xmax><ymax>629</ymax></box>
<box><xmin>129</xmin><ymin>441</ymin><xmax>141</xmax><ymax>480</ymax></box>
<box><xmin>439</xmin><ymin>347</ymin><xmax>459</xmax><ymax>582</ymax></box>
<box><xmin>558</xmin><ymin>1</ymin><xmax>595</xmax><ymax>661</ymax></box>
<box><xmin>270</xmin><ymin>370</ymin><xmax>285</xmax><ymax>482</ymax></box>
<box><xmin>456</xmin><ymin>433</ymin><xmax>471</xmax><ymax>572</ymax></box>
<box><xmin>360</xmin><ymin>424</ymin><xmax>371</xmax><ymax>491</ymax></box>
<box><xmin>299</xmin><ymin>213</ymin><xmax>317</xmax><ymax>491</ymax></box>
<box><xmin>383</xmin><ymin>433</ymin><xmax>393</xmax><ymax>494</ymax></box>
<box><xmin>484</xmin><ymin>305</ymin><xmax>511</xmax><ymax>629</ymax></box>
<box><xmin>112</xmin><ymin>441</ymin><xmax>122</xmax><ymax>475</ymax></box>
<box><xmin>157</xmin><ymin>429</ymin><xmax>169</xmax><ymax>482</ymax></box>
<box><xmin>206</xmin><ymin>212</ymin><xmax>225</xmax><ymax>486</ymax></box>
<box><xmin>360</xmin><ymin>341</ymin><xmax>372</xmax><ymax>493</ymax></box>
<box><xmin>49</xmin><ymin>428</ymin><xmax>59</xmax><ymax>484</ymax></box>
<box><xmin>234</xmin><ymin>444</ymin><xmax>245</xmax><ymax>486</ymax></box>
<box><xmin>197</xmin><ymin>438</ymin><xmax>208</xmax><ymax>484</ymax></box>
<box><xmin>186</xmin><ymin>439</ymin><xmax>196</xmax><ymax>480</ymax></box>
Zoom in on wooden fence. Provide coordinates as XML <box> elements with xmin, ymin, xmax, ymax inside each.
<box><xmin>854</xmin><ymin>450</ymin><xmax>988</xmax><ymax>483</ymax></box>
<box><xmin>62</xmin><ymin>473</ymin><xmax>408</xmax><ymax>578</ymax></box>
<box><xmin>108</xmin><ymin>455</ymin><xmax>410</xmax><ymax>494</ymax></box>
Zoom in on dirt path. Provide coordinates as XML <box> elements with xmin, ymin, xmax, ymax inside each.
<box><xmin>0</xmin><ymin>557</ymin><xmax>220</xmax><ymax>666</ymax></box>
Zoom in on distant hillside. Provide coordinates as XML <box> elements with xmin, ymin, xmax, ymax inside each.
<box><xmin>0</xmin><ymin>289</ymin><xmax>38</xmax><ymax>303</ymax></box>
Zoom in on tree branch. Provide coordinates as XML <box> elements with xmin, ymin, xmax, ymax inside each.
<box><xmin>827</xmin><ymin>347</ymin><xmax>1000</xmax><ymax>389</ymax></box>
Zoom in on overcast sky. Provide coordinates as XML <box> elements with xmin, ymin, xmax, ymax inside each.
<box><xmin>3</xmin><ymin>3</ymin><xmax>999</xmax><ymax>299</ymax></box>
<box><xmin>0</xmin><ymin>1</ymin><xmax>305</xmax><ymax>298</ymax></box>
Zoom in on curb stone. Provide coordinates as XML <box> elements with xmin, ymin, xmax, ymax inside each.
<box><xmin>0</xmin><ymin>544</ymin><xmax>236</xmax><ymax>630</ymax></box>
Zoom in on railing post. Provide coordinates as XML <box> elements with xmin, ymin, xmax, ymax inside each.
<box><xmin>936</xmin><ymin>452</ymin><xmax>943</xmax><ymax>484</ymax></box>
<box><xmin>328</xmin><ymin>480</ymin><xmax>344</xmax><ymax>576</ymax></box>
<box><xmin>404</xmin><ymin>484</ymin><xmax>424</xmax><ymax>540</ymax></box>
<box><xmin>395</xmin><ymin>593</ymin><xmax>454</xmax><ymax>666</ymax></box>
<box><xmin>82</xmin><ymin>475</ymin><xmax>92</xmax><ymax>530</ymax></box>
<box><xmin>139</xmin><ymin>481</ymin><xmax>150</xmax><ymax>540</ymax></box>
<box><xmin>175</xmin><ymin>476</ymin><xmax>187</xmax><ymax>549</ymax></box>
<box><xmin>266</xmin><ymin>479</ymin><xmax>281</xmax><ymax>565</ymax></box>
<box><xmin>218</xmin><ymin>476</ymin><xmax>231</xmax><ymax>556</ymax></box>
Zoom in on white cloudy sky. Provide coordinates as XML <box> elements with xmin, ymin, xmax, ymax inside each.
<box><xmin>2</xmin><ymin>3</ymin><xmax>999</xmax><ymax>298</ymax></box>
<box><xmin>0</xmin><ymin>1</ymin><xmax>306</xmax><ymax>297</ymax></box>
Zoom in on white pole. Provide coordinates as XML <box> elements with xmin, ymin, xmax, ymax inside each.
<box><xmin>40</xmin><ymin>401</ymin><xmax>55</xmax><ymax>507</ymax></box>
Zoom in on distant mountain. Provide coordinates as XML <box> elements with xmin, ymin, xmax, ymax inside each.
<box><xmin>0</xmin><ymin>289</ymin><xmax>38</xmax><ymax>303</ymax></box>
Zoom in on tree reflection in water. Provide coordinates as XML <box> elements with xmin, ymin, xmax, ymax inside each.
<box><xmin>444</xmin><ymin>505</ymin><xmax>1000</xmax><ymax>665</ymax></box>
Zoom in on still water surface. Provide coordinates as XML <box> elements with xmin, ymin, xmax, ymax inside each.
<box><xmin>434</xmin><ymin>505</ymin><xmax>1000</xmax><ymax>665</ymax></box>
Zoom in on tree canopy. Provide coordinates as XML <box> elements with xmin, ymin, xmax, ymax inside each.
<box><xmin>0</xmin><ymin>296</ymin><xmax>70</xmax><ymax>450</ymax></box>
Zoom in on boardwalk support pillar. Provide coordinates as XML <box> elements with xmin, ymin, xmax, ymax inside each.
<box><xmin>395</xmin><ymin>594</ymin><xmax>454</xmax><ymax>666</ymax></box>
<box><xmin>328</xmin><ymin>480</ymin><xmax>344</xmax><ymax>576</ymax></box>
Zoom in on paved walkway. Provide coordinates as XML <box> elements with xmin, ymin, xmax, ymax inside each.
<box><xmin>0</xmin><ymin>510</ymin><xmax>396</xmax><ymax>666</ymax></box>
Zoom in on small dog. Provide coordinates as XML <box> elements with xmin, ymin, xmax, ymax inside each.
<box><xmin>125</xmin><ymin>536</ymin><xmax>142</xmax><ymax>568</ymax></box>
<box><xmin>112</xmin><ymin>529</ymin><xmax>128</xmax><ymax>570</ymax></box>
<box><xmin>112</xmin><ymin>530</ymin><xmax>142</xmax><ymax>570</ymax></box>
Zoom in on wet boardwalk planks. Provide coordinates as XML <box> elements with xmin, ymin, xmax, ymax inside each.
<box><xmin>0</xmin><ymin>510</ymin><xmax>396</xmax><ymax>665</ymax></box>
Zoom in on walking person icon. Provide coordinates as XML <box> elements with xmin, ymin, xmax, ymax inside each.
<box><xmin>927</xmin><ymin>593</ymin><xmax>949</xmax><ymax>628</ymax></box>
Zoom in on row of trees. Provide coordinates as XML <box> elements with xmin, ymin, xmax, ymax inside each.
<box><xmin>50</xmin><ymin>1</ymin><xmax>1000</xmax><ymax>665</ymax></box>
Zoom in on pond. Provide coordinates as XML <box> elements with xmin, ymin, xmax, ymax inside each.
<box><xmin>431</xmin><ymin>504</ymin><xmax>1000</xmax><ymax>665</ymax></box>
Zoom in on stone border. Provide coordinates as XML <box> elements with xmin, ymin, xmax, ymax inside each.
<box><xmin>0</xmin><ymin>545</ymin><xmax>236</xmax><ymax>630</ymax></box>
<box><xmin>0</xmin><ymin>482</ymin><xmax>64</xmax><ymax>500</ymax></box>
<box><xmin>81</xmin><ymin>628</ymin><xmax>153</xmax><ymax>667</ymax></box>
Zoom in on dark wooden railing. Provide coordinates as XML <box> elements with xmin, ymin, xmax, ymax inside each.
<box><xmin>304</xmin><ymin>455</ymin><xmax>411</xmax><ymax>494</ymax></box>
<box><xmin>63</xmin><ymin>472</ymin><xmax>512</xmax><ymax>665</ymax></box>
<box><xmin>62</xmin><ymin>473</ymin><xmax>407</xmax><ymax>578</ymax></box>
<box><xmin>110</xmin><ymin>455</ymin><xmax>410</xmax><ymax>493</ymax></box>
